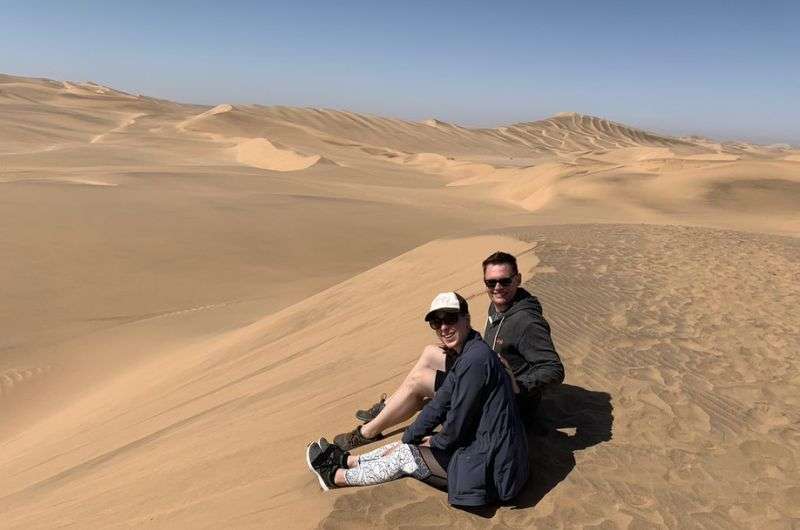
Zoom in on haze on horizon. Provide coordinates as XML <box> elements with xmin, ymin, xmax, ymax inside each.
<box><xmin>1</xmin><ymin>0</ymin><xmax>798</xmax><ymax>145</ymax></box>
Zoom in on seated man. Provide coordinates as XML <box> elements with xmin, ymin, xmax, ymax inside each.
<box><xmin>481</xmin><ymin>251</ymin><xmax>565</xmax><ymax>421</ymax></box>
<box><xmin>333</xmin><ymin>251</ymin><xmax>564</xmax><ymax>451</ymax></box>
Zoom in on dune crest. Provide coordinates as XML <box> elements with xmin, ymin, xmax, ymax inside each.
<box><xmin>396</xmin><ymin>152</ymin><xmax>495</xmax><ymax>181</ymax></box>
<box><xmin>90</xmin><ymin>112</ymin><xmax>145</xmax><ymax>144</ymax></box>
<box><xmin>233</xmin><ymin>137</ymin><xmax>332</xmax><ymax>171</ymax></box>
<box><xmin>176</xmin><ymin>103</ymin><xmax>236</xmax><ymax>132</ymax></box>
<box><xmin>176</xmin><ymin>104</ymin><xmax>332</xmax><ymax>170</ymax></box>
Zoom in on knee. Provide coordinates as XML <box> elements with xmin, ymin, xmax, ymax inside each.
<box><xmin>419</xmin><ymin>345</ymin><xmax>445</xmax><ymax>370</ymax></box>
<box><xmin>397</xmin><ymin>444</ymin><xmax>419</xmax><ymax>475</ymax></box>
<box><xmin>404</xmin><ymin>369</ymin><xmax>431</xmax><ymax>397</ymax></box>
<box><xmin>405</xmin><ymin>370</ymin><xmax>424</xmax><ymax>391</ymax></box>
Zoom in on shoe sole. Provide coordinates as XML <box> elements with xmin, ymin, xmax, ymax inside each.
<box><xmin>305</xmin><ymin>442</ymin><xmax>330</xmax><ymax>491</ymax></box>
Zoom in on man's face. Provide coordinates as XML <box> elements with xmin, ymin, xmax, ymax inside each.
<box><xmin>484</xmin><ymin>263</ymin><xmax>520</xmax><ymax>310</ymax></box>
<box><xmin>429</xmin><ymin>311</ymin><xmax>471</xmax><ymax>351</ymax></box>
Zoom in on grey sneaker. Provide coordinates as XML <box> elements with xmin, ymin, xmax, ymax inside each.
<box><xmin>355</xmin><ymin>393</ymin><xmax>387</xmax><ymax>423</ymax></box>
<box><xmin>333</xmin><ymin>425</ymin><xmax>384</xmax><ymax>451</ymax></box>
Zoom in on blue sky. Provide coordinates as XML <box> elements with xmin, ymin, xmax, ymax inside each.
<box><xmin>2</xmin><ymin>1</ymin><xmax>798</xmax><ymax>144</ymax></box>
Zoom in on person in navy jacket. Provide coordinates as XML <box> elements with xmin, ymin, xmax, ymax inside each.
<box><xmin>306</xmin><ymin>292</ymin><xmax>529</xmax><ymax>507</ymax></box>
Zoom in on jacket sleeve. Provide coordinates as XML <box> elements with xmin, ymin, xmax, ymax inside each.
<box><xmin>428</xmin><ymin>356</ymin><xmax>488</xmax><ymax>452</ymax></box>
<box><xmin>401</xmin><ymin>354</ymin><xmax>488</xmax><ymax>449</ymax></box>
<box><xmin>513</xmin><ymin>315</ymin><xmax>564</xmax><ymax>394</ymax></box>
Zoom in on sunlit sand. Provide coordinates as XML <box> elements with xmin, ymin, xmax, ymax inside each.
<box><xmin>1</xmin><ymin>73</ymin><xmax>798</xmax><ymax>528</ymax></box>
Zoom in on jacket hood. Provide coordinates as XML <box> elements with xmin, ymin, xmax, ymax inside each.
<box><xmin>488</xmin><ymin>288</ymin><xmax>542</xmax><ymax>321</ymax></box>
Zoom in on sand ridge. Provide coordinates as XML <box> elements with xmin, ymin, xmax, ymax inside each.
<box><xmin>3</xmin><ymin>73</ymin><xmax>796</xmax><ymax>225</ymax></box>
<box><xmin>175</xmin><ymin>104</ymin><xmax>334</xmax><ymax>171</ymax></box>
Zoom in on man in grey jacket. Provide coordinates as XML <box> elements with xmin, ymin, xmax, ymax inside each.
<box><xmin>333</xmin><ymin>250</ymin><xmax>564</xmax><ymax>450</ymax></box>
<box><xmin>482</xmin><ymin>251</ymin><xmax>565</xmax><ymax>422</ymax></box>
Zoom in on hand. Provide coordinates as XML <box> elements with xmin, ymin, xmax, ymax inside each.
<box><xmin>498</xmin><ymin>354</ymin><xmax>521</xmax><ymax>394</ymax></box>
<box><xmin>420</xmin><ymin>436</ymin><xmax>432</xmax><ymax>447</ymax></box>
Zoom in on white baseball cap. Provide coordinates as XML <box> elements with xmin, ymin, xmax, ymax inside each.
<box><xmin>424</xmin><ymin>292</ymin><xmax>468</xmax><ymax>322</ymax></box>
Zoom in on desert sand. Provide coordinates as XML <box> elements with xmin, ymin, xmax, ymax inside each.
<box><xmin>1</xmin><ymin>73</ymin><xmax>798</xmax><ymax>529</ymax></box>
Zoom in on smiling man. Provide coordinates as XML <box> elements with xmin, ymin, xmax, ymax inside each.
<box><xmin>482</xmin><ymin>251</ymin><xmax>564</xmax><ymax>423</ymax></box>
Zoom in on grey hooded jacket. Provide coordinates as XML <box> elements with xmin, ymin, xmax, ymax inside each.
<box><xmin>484</xmin><ymin>288</ymin><xmax>564</xmax><ymax>415</ymax></box>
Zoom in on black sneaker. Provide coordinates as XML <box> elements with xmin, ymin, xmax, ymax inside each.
<box><xmin>306</xmin><ymin>438</ymin><xmax>350</xmax><ymax>470</ymax></box>
<box><xmin>333</xmin><ymin>425</ymin><xmax>384</xmax><ymax>451</ymax></box>
<box><xmin>355</xmin><ymin>393</ymin><xmax>387</xmax><ymax>423</ymax></box>
<box><xmin>318</xmin><ymin>437</ymin><xmax>350</xmax><ymax>469</ymax></box>
<box><xmin>305</xmin><ymin>441</ymin><xmax>339</xmax><ymax>491</ymax></box>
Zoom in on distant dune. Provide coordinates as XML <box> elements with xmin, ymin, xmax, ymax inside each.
<box><xmin>233</xmin><ymin>138</ymin><xmax>334</xmax><ymax>171</ymax></box>
<box><xmin>1</xmin><ymin>73</ymin><xmax>798</xmax><ymax>529</ymax></box>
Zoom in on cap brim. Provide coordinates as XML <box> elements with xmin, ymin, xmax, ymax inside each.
<box><xmin>424</xmin><ymin>308</ymin><xmax>460</xmax><ymax>322</ymax></box>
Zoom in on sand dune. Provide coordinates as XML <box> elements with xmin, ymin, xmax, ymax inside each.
<box><xmin>1</xmin><ymin>73</ymin><xmax>798</xmax><ymax>529</ymax></box>
<box><xmin>2</xmin><ymin>226</ymin><xmax>797</xmax><ymax>529</ymax></box>
<box><xmin>0</xmin><ymin>235</ymin><xmax>537</xmax><ymax>528</ymax></box>
<box><xmin>176</xmin><ymin>104</ymin><xmax>332</xmax><ymax>171</ymax></box>
<box><xmin>233</xmin><ymin>138</ymin><xmax>332</xmax><ymax>172</ymax></box>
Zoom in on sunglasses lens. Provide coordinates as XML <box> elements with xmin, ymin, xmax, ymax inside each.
<box><xmin>429</xmin><ymin>312</ymin><xmax>459</xmax><ymax>328</ymax></box>
<box><xmin>485</xmin><ymin>277</ymin><xmax>513</xmax><ymax>288</ymax></box>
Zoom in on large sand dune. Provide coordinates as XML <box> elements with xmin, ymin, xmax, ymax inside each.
<box><xmin>1</xmin><ymin>73</ymin><xmax>798</xmax><ymax>528</ymax></box>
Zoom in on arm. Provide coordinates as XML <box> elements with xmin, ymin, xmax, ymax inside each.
<box><xmin>513</xmin><ymin>316</ymin><xmax>564</xmax><ymax>394</ymax></box>
<box><xmin>428</xmin><ymin>356</ymin><xmax>487</xmax><ymax>452</ymax></box>
<box><xmin>497</xmin><ymin>354</ymin><xmax>520</xmax><ymax>394</ymax></box>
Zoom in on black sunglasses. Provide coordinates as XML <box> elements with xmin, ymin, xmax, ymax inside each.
<box><xmin>428</xmin><ymin>312</ymin><xmax>460</xmax><ymax>329</ymax></box>
<box><xmin>484</xmin><ymin>276</ymin><xmax>515</xmax><ymax>289</ymax></box>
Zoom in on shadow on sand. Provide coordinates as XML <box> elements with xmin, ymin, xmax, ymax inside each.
<box><xmin>460</xmin><ymin>384</ymin><xmax>614</xmax><ymax>517</ymax></box>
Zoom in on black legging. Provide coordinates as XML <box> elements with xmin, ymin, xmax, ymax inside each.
<box><xmin>418</xmin><ymin>445</ymin><xmax>449</xmax><ymax>490</ymax></box>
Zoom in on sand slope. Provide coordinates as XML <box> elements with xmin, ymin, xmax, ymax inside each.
<box><xmin>0</xmin><ymin>236</ymin><xmax>536</xmax><ymax>528</ymax></box>
<box><xmin>1</xmin><ymin>73</ymin><xmax>799</xmax><ymax>528</ymax></box>
<box><xmin>1</xmin><ymin>226</ymin><xmax>798</xmax><ymax>529</ymax></box>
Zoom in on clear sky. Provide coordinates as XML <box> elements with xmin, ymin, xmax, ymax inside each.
<box><xmin>2</xmin><ymin>1</ymin><xmax>798</xmax><ymax>144</ymax></box>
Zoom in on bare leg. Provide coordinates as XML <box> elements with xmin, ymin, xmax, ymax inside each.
<box><xmin>334</xmin><ymin>467</ymin><xmax>350</xmax><ymax>486</ymax></box>
<box><xmin>360</xmin><ymin>345</ymin><xmax>446</xmax><ymax>439</ymax></box>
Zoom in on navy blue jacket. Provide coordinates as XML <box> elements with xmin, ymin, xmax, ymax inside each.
<box><xmin>402</xmin><ymin>331</ymin><xmax>529</xmax><ymax>506</ymax></box>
